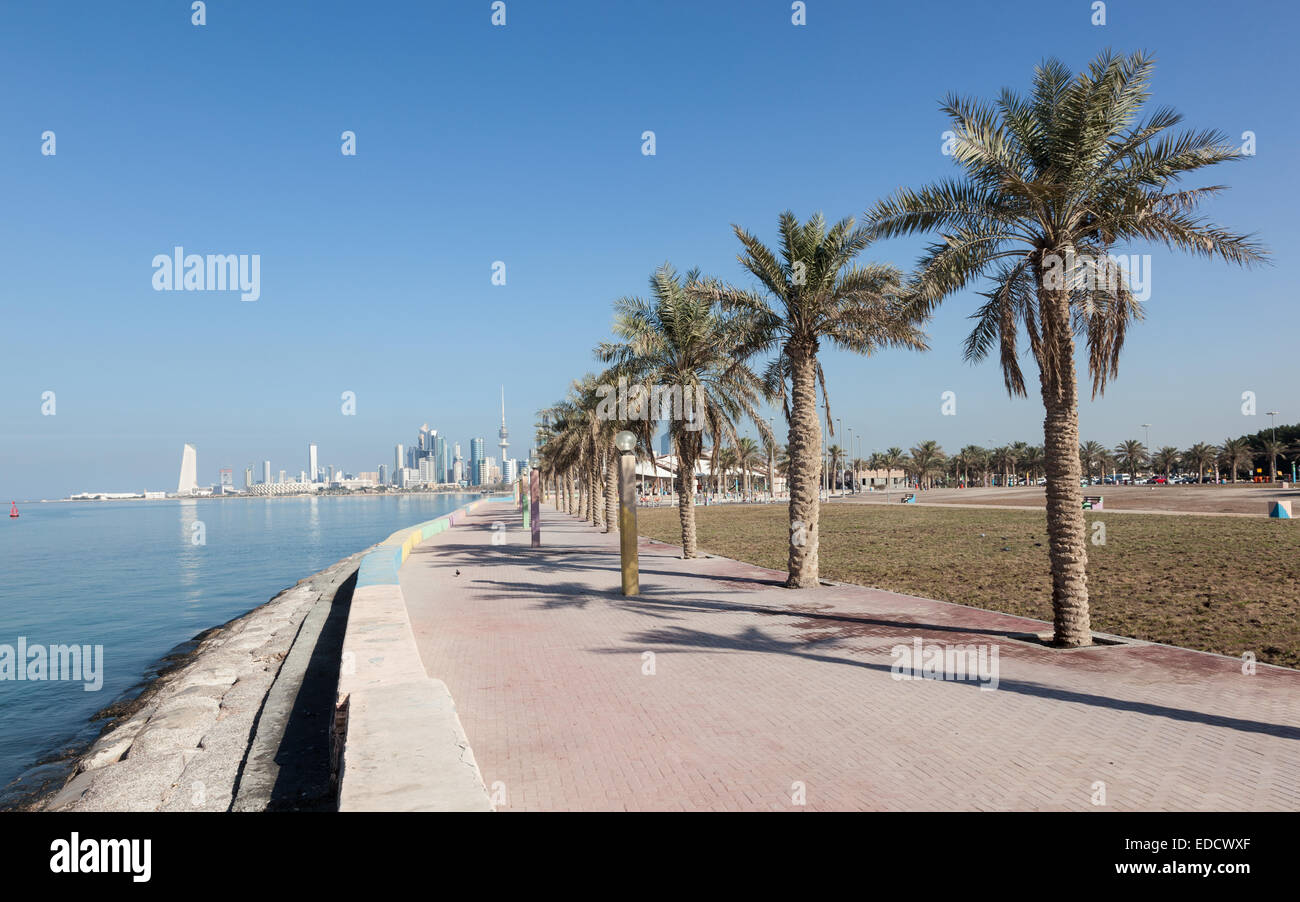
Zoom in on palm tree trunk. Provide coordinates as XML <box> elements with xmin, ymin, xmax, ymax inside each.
<box><xmin>566</xmin><ymin>471</ymin><xmax>575</xmax><ymax>514</ymax></box>
<box><xmin>677</xmin><ymin>447</ymin><xmax>698</xmax><ymax>558</ymax></box>
<box><xmin>1037</xmin><ymin>274</ymin><xmax>1092</xmax><ymax>648</ymax></box>
<box><xmin>604</xmin><ymin>448</ymin><xmax>617</xmax><ymax>533</ymax></box>
<box><xmin>589</xmin><ymin>458</ymin><xmax>601</xmax><ymax>527</ymax></box>
<box><xmin>786</xmin><ymin>341</ymin><xmax>821</xmax><ymax>588</ymax></box>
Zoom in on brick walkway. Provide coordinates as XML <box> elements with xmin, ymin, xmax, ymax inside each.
<box><xmin>399</xmin><ymin>501</ymin><xmax>1300</xmax><ymax>811</ymax></box>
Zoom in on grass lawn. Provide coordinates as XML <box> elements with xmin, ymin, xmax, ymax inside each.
<box><xmin>637</xmin><ymin>504</ymin><xmax>1300</xmax><ymax>669</ymax></box>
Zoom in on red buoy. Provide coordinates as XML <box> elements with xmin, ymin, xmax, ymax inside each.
<box><xmin>9</xmin><ymin>502</ymin><xmax>18</xmax><ymax>518</ymax></box>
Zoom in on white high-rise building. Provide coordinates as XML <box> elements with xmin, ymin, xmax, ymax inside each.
<box><xmin>177</xmin><ymin>444</ymin><xmax>198</xmax><ymax>495</ymax></box>
<box><xmin>394</xmin><ymin>444</ymin><xmax>404</xmax><ymax>483</ymax></box>
<box><xmin>502</xmin><ymin>459</ymin><xmax>518</xmax><ymax>483</ymax></box>
<box><xmin>308</xmin><ymin>443</ymin><xmax>318</xmax><ymax>483</ymax></box>
<box><xmin>263</xmin><ymin>460</ymin><xmax>272</xmax><ymax>484</ymax></box>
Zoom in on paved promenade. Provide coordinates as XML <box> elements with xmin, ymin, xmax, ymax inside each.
<box><xmin>399</xmin><ymin>501</ymin><xmax>1299</xmax><ymax>811</ymax></box>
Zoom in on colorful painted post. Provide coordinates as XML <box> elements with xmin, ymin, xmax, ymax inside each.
<box><xmin>530</xmin><ymin>467</ymin><xmax>541</xmax><ymax>548</ymax></box>
<box><xmin>522</xmin><ymin>481</ymin><xmax>531</xmax><ymax>530</ymax></box>
<box><xmin>614</xmin><ymin>431</ymin><xmax>639</xmax><ymax>595</ymax></box>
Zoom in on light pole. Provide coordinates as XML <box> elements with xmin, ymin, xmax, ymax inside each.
<box><xmin>768</xmin><ymin>416</ymin><xmax>776</xmax><ymax>504</ymax></box>
<box><xmin>614</xmin><ymin>430</ymin><xmax>639</xmax><ymax>595</ymax></box>
<box><xmin>846</xmin><ymin>427</ymin><xmax>854</xmax><ymax>494</ymax></box>
<box><xmin>1140</xmin><ymin>424</ymin><xmax>1151</xmax><ymax>480</ymax></box>
<box><xmin>1266</xmin><ymin>411</ymin><xmax>1280</xmax><ymax>482</ymax></box>
<box><xmin>856</xmin><ymin>435</ymin><xmax>863</xmax><ymax>492</ymax></box>
<box><xmin>530</xmin><ymin>456</ymin><xmax>541</xmax><ymax>548</ymax></box>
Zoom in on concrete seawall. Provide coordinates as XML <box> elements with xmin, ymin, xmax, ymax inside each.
<box><xmin>334</xmin><ymin>496</ymin><xmax>511</xmax><ymax>811</ymax></box>
<box><xmin>39</xmin><ymin>496</ymin><xmax>505</xmax><ymax>812</ymax></box>
<box><xmin>42</xmin><ymin>552</ymin><xmax>364</xmax><ymax>811</ymax></box>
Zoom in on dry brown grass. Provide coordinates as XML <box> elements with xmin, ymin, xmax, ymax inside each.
<box><xmin>637</xmin><ymin>503</ymin><xmax>1300</xmax><ymax>668</ymax></box>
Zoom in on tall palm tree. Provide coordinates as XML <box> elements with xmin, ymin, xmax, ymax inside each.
<box><xmin>1021</xmin><ymin>445</ymin><xmax>1046</xmax><ymax>483</ymax></box>
<box><xmin>827</xmin><ymin>444</ymin><xmax>846</xmax><ymax>491</ymax></box>
<box><xmin>869</xmin><ymin>51</ymin><xmax>1265</xmax><ymax>645</ymax></box>
<box><xmin>712</xmin><ymin>446</ymin><xmax>732</xmax><ymax>494</ymax></box>
<box><xmin>1220</xmin><ymin>437</ymin><xmax>1252</xmax><ymax>483</ymax></box>
<box><xmin>989</xmin><ymin>446</ymin><xmax>1014</xmax><ymax>487</ymax></box>
<box><xmin>697</xmin><ymin>212</ymin><xmax>927</xmax><ymax>587</ymax></box>
<box><xmin>734</xmin><ymin>437</ymin><xmax>763</xmax><ymax>497</ymax></box>
<box><xmin>1258</xmin><ymin>438</ymin><xmax>1287</xmax><ymax>483</ymax></box>
<box><xmin>1115</xmin><ymin>439</ymin><xmax>1148</xmax><ymax>483</ymax></box>
<box><xmin>596</xmin><ymin>263</ymin><xmax>769</xmax><ymax>558</ymax></box>
<box><xmin>1079</xmin><ymin>440</ymin><xmax>1106</xmax><ymax>482</ymax></box>
<box><xmin>881</xmin><ymin>447</ymin><xmax>907</xmax><ymax>489</ymax></box>
<box><xmin>1183</xmin><ymin>442</ymin><xmax>1218</xmax><ymax>483</ymax></box>
<box><xmin>1151</xmin><ymin>446</ymin><xmax>1181</xmax><ymax>479</ymax></box>
<box><xmin>958</xmin><ymin>445</ymin><xmax>988</xmax><ymax>487</ymax></box>
<box><xmin>908</xmin><ymin>440</ymin><xmax>947</xmax><ymax>489</ymax></box>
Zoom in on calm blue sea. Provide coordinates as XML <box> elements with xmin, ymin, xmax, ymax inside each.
<box><xmin>0</xmin><ymin>493</ymin><xmax>477</xmax><ymax>802</ymax></box>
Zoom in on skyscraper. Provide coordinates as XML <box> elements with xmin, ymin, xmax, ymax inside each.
<box><xmin>177</xmin><ymin>444</ymin><xmax>198</xmax><ymax>495</ymax></box>
<box><xmin>431</xmin><ymin>431</ymin><xmax>446</xmax><ymax>484</ymax></box>
<box><xmin>498</xmin><ymin>386</ymin><xmax>510</xmax><ymax>469</ymax></box>
<box><xmin>308</xmin><ymin>443</ymin><xmax>318</xmax><ymax>483</ymax></box>
<box><xmin>262</xmin><ymin>460</ymin><xmax>272</xmax><ymax>484</ymax></box>
<box><xmin>470</xmin><ymin>437</ymin><xmax>484</xmax><ymax>485</ymax></box>
<box><xmin>394</xmin><ymin>444</ymin><xmax>404</xmax><ymax>483</ymax></box>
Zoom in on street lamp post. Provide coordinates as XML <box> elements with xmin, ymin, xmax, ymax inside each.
<box><xmin>768</xmin><ymin>416</ymin><xmax>776</xmax><ymax>504</ymax></box>
<box><xmin>846</xmin><ymin>426</ymin><xmax>853</xmax><ymax>494</ymax></box>
<box><xmin>1266</xmin><ymin>411</ymin><xmax>1280</xmax><ymax>482</ymax></box>
<box><xmin>614</xmin><ymin>430</ymin><xmax>639</xmax><ymax>595</ymax></box>
<box><xmin>530</xmin><ymin>460</ymin><xmax>541</xmax><ymax>548</ymax></box>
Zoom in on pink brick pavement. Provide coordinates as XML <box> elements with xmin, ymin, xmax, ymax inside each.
<box><xmin>398</xmin><ymin>501</ymin><xmax>1300</xmax><ymax>811</ymax></box>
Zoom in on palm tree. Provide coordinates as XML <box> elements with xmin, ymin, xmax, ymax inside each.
<box><xmin>697</xmin><ymin>212</ymin><xmax>927</xmax><ymax>587</ymax></box>
<box><xmin>715</xmin><ymin>446</ymin><xmax>738</xmax><ymax>495</ymax></box>
<box><xmin>1021</xmin><ymin>445</ymin><xmax>1046</xmax><ymax>483</ymax></box>
<box><xmin>596</xmin><ymin>264</ymin><xmax>769</xmax><ymax>558</ymax></box>
<box><xmin>868</xmin><ymin>51</ymin><xmax>1265</xmax><ymax>646</ymax></box>
<box><xmin>1151</xmin><ymin>446</ymin><xmax>1180</xmax><ymax>480</ymax></box>
<box><xmin>1079</xmin><ymin>441</ymin><xmax>1106</xmax><ymax>483</ymax></box>
<box><xmin>958</xmin><ymin>445</ymin><xmax>988</xmax><ymax>487</ymax></box>
<box><xmin>989</xmin><ymin>446</ymin><xmax>1014</xmax><ymax>487</ymax></box>
<box><xmin>1183</xmin><ymin>442</ymin><xmax>1218</xmax><ymax>483</ymax></box>
<box><xmin>1220</xmin><ymin>437</ymin><xmax>1252</xmax><ymax>483</ymax></box>
<box><xmin>881</xmin><ymin>447</ymin><xmax>906</xmax><ymax>489</ymax></box>
<box><xmin>1115</xmin><ymin>440</ymin><xmax>1148</xmax><ymax>483</ymax></box>
<box><xmin>908</xmin><ymin>440</ymin><xmax>947</xmax><ymax>489</ymax></box>
<box><xmin>1258</xmin><ymin>438</ymin><xmax>1287</xmax><ymax>483</ymax></box>
<box><xmin>827</xmin><ymin>444</ymin><xmax>846</xmax><ymax>491</ymax></box>
<box><xmin>734</xmin><ymin>437</ymin><xmax>763</xmax><ymax>498</ymax></box>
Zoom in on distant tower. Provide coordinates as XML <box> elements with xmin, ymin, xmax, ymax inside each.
<box><xmin>498</xmin><ymin>385</ymin><xmax>510</xmax><ymax>467</ymax></box>
<box><xmin>263</xmin><ymin>460</ymin><xmax>272</xmax><ymax>484</ymax></box>
<box><xmin>308</xmin><ymin>443</ymin><xmax>319</xmax><ymax>483</ymax></box>
<box><xmin>177</xmin><ymin>444</ymin><xmax>198</xmax><ymax>495</ymax></box>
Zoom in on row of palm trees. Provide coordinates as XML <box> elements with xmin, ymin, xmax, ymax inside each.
<box><xmin>535</xmin><ymin>50</ymin><xmax>1264</xmax><ymax>648</ymax></box>
<box><xmin>1083</xmin><ymin>437</ymin><xmax>1292</xmax><ymax>483</ymax></box>
<box><xmin>726</xmin><ymin>433</ymin><xmax>1289</xmax><ymax>491</ymax></box>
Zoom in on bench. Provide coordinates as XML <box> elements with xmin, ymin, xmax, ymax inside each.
<box><xmin>1082</xmin><ymin>495</ymin><xmax>1103</xmax><ymax>510</ymax></box>
<box><xmin>901</xmin><ymin>493</ymin><xmax>917</xmax><ymax>504</ymax></box>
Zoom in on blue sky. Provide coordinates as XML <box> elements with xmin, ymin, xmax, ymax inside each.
<box><xmin>0</xmin><ymin>0</ymin><xmax>1294</xmax><ymax>499</ymax></box>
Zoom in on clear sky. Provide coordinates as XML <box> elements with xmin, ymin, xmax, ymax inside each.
<box><xmin>1</xmin><ymin>0</ymin><xmax>1294</xmax><ymax>499</ymax></box>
